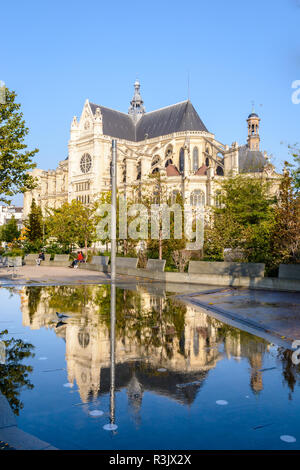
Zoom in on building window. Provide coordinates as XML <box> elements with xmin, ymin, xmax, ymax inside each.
<box><xmin>170</xmin><ymin>190</ymin><xmax>181</xmax><ymax>204</ymax></box>
<box><xmin>193</xmin><ymin>147</ymin><xmax>199</xmax><ymax>171</ymax></box>
<box><xmin>137</xmin><ymin>161</ymin><xmax>141</xmax><ymax>180</ymax></box>
<box><xmin>151</xmin><ymin>155</ymin><xmax>160</xmax><ymax>174</ymax></box>
<box><xmin>78</xmin><ymin>329</ymin><xmax>90</xmax><ymax>348</ymax></box>
<box><xmin>215</xmin><ymin>190</ymin><xmax>222</xmax><ymax>208</ymax></box>
<box><xmin>165</xmin><ymin>159</ymin><xmax>173</xmax><ymax>167</ymax></box>
<box><xmin>76</xmin><ymin>194</ymin><xmax>90</xmax><ymax>204</ymax></box>
<box><xmin>75</xmin><ymin>181</ymin><xmax>90</xmax><ymax>192</ymax></box>
<box><xmin>151</xmin><ymin>155</ymin><xmax>160</xmax><ymax>167</ymax></box>
<box><xmin>179</xmin><ymin>148</ymin><xmax>184</xmax><ymax>172</ymax></box>
<box><xmin>80</xmin><ymin>153</ymin><xmax>92</xmax><ymax>173</ymax></box>
<box><xmin>190</xmin><ymin>190</ymin><xmax>205</xmax><ymax>207</ymax></box>
<box><xmin>216</xmin><ymin>166</ymin><xmax>224</xmax><ymax>176</ymax></box>
<box><xmin>165</xmin><ymin>146</ymin><xmax>173</xmax><ymax>159</ymax></box>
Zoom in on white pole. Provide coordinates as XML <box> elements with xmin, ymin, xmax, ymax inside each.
<box><xmin>110</xmin><ymin>139</ymin><xmax>117</xmax><ymax>429</ymax></box>
<box><xmin>111</xmin><ymin>139</ymin><xmax>117</xmax><ymax>280</ymax></box>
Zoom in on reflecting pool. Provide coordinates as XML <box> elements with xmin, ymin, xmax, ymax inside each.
<box><xmin>1</xmin><ymin>283</ymin><xmax>300</xmax><ymax>450</ymax></box>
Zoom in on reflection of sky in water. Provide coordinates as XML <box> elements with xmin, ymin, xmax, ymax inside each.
<box><xmin>0</xmin><ymin>285</ymin><xmax>300</xmax><ymax>450</ymax></box>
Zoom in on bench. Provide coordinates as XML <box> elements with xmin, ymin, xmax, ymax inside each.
<box><xmin>115</xmin><ymin>257</ymin><xmax>138</xmax><ymax>270</ymax></box>
<box><xmin>279</xmin><ymin>264</ymin><xmax>300</xmax><ymax>280</ymax></box>
<box><xmin>79</xmin><ymin>255</ymin><xmax>109</xmax><ymax>272</ymax></box>
<box><xmin>39</xmin><ymin>254</ymin><xmax>51</xmax><ymax>265</ymax></box>
<box><xmin>50</xmin><ymin>254</ymin><xmax>70</xmax><ymax>267</ymax></box>
<box><xmin>145</xmin><ymin>259</ymin><xmax>166</xmax><ymax>272</ymax></box>
<box><xmin>25</xmin><ymin>253</ymin><xmax>39</xmax><ymax>265</ymax></box>
<box><xmin>188</xmin><ymin>261</ymin><xmax>265</xmax><ymax>278</ymax></box>
<box><xmin>4</xmin><ymin>256</ymin><xmax>23</xmax><ymax>267</ymax></box>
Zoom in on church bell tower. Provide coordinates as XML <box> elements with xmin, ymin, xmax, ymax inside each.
<box><xmin>247</xmin><ymin>108</ymin><xmax>260</xmax><ymax>151</ymax></box>
<box><xmin>128</xmin><ymin>79</ymin><xmax>145</xmax><ymax>123</ymax></box>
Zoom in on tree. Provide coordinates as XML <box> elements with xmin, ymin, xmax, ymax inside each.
<box><xmin>0</xmin><ymin>87</ymin><xmax>38</xmax><ymax>203</ymax></box>
<box><xmin>25</xmin><ymin>198</ymin><xmax>43</xmax><ymax>243</ymax></box>
<box><xmin>1</xmin><ymin>216</ymin><xmax>20</xmax><ymax>243</ymax></box>
<box><xmin>204</xmin><ymin>175</ymin><xmax>276</xmax><ymax>264</ymax></box>
<box><xmin>271</xmin><ymin>166</ymin><xmax>300</xmax><ymax>266</ymax></box>
<box><xmin>288</xmin><ymin>144</ymin><xmax>300</xmax><ymax>192</ymax></box>
<box><xmin>0</xmin><ymin>329</ymin><xmax>34</xmax><ymax>415</ymax></box>
<box><xmin>137</xmin><ymin>173</ymin><xmax>187</xmax><ymax>262</ymax></box>
<box><xmin>47</xmin><ymin>199</ymin><xmax>100</xmax><ymax>256</ymax></box>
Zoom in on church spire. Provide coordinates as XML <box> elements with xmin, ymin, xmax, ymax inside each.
<box><xmin>128</xmin><ymin>79</ymin><xmax>145</xmax><ymax>122</ymax></box>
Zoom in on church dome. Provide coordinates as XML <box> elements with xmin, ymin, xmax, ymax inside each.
<box><xmin>248</xmin><ymin>112</ymin><xmax>259</xmax><ymax>118</ymax></box>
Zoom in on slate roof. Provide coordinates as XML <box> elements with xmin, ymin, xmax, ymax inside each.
<box><xmin>238</xmin><ymin>145</ymin><xmax>267</xmax><ymax>173</ymax></box>
<box><xmin>97</xmin><ymin>361</ymin><xmax>209</xmax><ymax>406</ymax></box>
<box><xmin>89</xmin><ymin>100</ymin><xmax>208</xmax><ymax>142</ymax></box>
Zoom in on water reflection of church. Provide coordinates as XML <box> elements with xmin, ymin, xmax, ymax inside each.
<box><xmin>20</xmin><ymin>284</ymin><xmax>268</xmax><ymax>411</ymax></box>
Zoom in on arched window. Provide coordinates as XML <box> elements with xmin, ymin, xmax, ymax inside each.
<box><xmin>215</xmin><ymin>190</ymin><xmax>222</xmax><ymax>208</ymax></box>
<box><xmin>122</xmin><ymin>159</ymin><xmax>127</xmax><ymax>183</ymax></box>
<box><xmin>151</xmin><ymin>155</ymin><xmax>160</xmax><ymax>174</ymax></box>
<box><xmin>193</xmin><ymin>147</ymin><xmax>199</xmax><ymax>171</ymax></box>
<box><xmin>190</xmin><ymin>190</ymin><xmax>205</xmax><ymax>206</ymax></box>
<box><xmin>165</xmin><ymin>146</ymin><xmax>173</xmax><ymax>159</ymax></box>
<box><xmin>78</xmin><ymin>329</ymin><xmax>90</xmax><ymax>348</ymax></box>
<box><xmin>216</xmin><ymin>166</ymin><xmax>224</xmax><ymax>176</ymax></box>
<box><xmin>205</xmin><ymin>147</ymin><xmax>210</xmax><ymax>167</ymax></box>
<box><xmin>136</xmin><ymin>161</ymin><xmax>141</xmax><ymax>180</ymax></box>
<box><xmin>165</xmin><ymin>159</ymin><xmax>173</xmax><ymax>167</ymax></box>
<box><xmin>80</xmin><ymin>153</ymin><xmax>92</xmax><ymax>173</ymax></box>
<box><xmin>179</xmin><ymin>148</ymin><xmax>184</xmax><ymax>172</ymax></box>
<box><xmin>170</xmin><ymin>189</ymin><xmax>181</xmax><ymax>204</ymax></box>
<box><xmin>151</xmin><ymin>155</ymin><xmax>160</xmax><ymax>167</ymax></box>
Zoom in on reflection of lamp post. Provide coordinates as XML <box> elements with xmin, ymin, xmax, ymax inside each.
<box><xmin>103</xmin><ymin>279</ymin><xmax>117</xmax><ymax>431</ymax></box>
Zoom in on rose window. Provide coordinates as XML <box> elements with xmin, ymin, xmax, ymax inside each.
<box><xmin>80</xmin><ymin>153</ymin><xmax>92</xmax><ymax>173</ymax></box>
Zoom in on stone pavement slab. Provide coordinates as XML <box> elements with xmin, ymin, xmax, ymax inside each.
<box><xmin>0</xmin><ymin>426</ymin><xmax>57</xmax><ymax>450</ymax></box>
<box><xmin>0</xmin><ymin>392</ymin><xmax>57</xmax><ymax>450</ymax></box>
<box><xmin>0</xmin><ymin>393</ymin><xmax>16</xmax><ymax>429</ymax></box>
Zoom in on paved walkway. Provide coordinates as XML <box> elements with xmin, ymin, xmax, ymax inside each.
<box><xmin>0</xmin><ymin>265</ymin><xmax>217</xmax><ymax>294</ymax></box>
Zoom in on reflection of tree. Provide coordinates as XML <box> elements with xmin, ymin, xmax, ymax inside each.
<box><xmin>47</xmin><ymin>285</ymin><xmax>95</xmax><ymax>314</ymax></box>
<box><xmin>0</xmin><ymin>330</ymin><xmax>35</xmax><ymax>415</ymax></box>
<box><xmin>277</xmin><ymin>348</ymin><xmax>300</xmax><ymax>399</ymax></box>
<box><xmin>97</xmin><ymin>290</ymin><xmax>187</xmax><ymax>360</ymax></box>
<box><xmin>26</xmin><ymin>286</ymin><xmax>42</xmax><ymax>323</ymax></box>
<box><xmin>211</xmin><ymin>320</ymin><xmax>268</xmax><ymax>393</ymax></box>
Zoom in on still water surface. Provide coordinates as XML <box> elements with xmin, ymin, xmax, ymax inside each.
<box><xmin>0</xmin><ymin>284</ymin><xmax>300</xmax><ymax>450</ymax></box>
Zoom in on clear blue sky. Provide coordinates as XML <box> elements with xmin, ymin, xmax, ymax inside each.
<box><xmin>2</xmin><ymin>0</ymin><xmax>300</xmax><ymax>204</ymax></box>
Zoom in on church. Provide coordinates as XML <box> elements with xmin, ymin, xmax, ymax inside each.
<box><xmin>23</xmin><ymin>80</ymin><xmax>278</xmax><ymax>217</ymax></box>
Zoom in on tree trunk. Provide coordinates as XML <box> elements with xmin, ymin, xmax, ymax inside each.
<box><xmin>159</xmin><ymin>231</ymin><xmax>162</xmax><ymax>260</ymax></box>
<box><xmin>85</xmin><ymin>239</ymin><xmax>88</xmax><ymax>260</ymax></box>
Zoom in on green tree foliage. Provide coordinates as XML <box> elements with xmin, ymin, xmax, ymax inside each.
<box><xmin>137</xmin><ymin>173</ymin><xmax>187</xmax><ymax>263</ymax></box>
<box><xmin>25</xmin><ymin>198</ymin><xmax>43</xmax><ymax>243</ymax></box>
<box><xmin>0</xmin><ymin>330</ymin><xmax>34</xmax><ymax>415</ymax></box>
<box><xmin>0</xmin><ymin>215</ymin><xmax>20</xmax><ymax>243</ymax></box>
<box><xmin>271</xmin><ymin>167</ymin><xmax>300</xmax><ymax>266</ymax></box>
<box><xmin>47</xmin><ymin>199</ymin><xmax>100</xmax><ymax>256</ymax></box>
<box><xmin>0</xmin><ymin>88</ymin><xmax>38</xmax><ymax>203</ymax></box>
<box><xmin>204</xmin><ymin>175</ymin><xmax>276</xmax><ymax>264</ymax></box>
<box><xmin>288</xmin><ymin>144</ymin><xmax>300</xmax><ymax>192</ymax></box>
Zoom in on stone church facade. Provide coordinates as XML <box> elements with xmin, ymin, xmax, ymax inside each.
<box><xmin>23</xmin><ymin>80</ymin><xmax>278</xmax><ymax>217</ymax></box>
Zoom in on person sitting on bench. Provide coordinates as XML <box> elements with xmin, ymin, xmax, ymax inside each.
<box><xmin>71</xmin><ymin>251</ymin><xmax>84</xmax><ymax>268</ymax></box>
<box><xmin>36</xmin><ymin>252</ymin><xmax>45</xmax><ymax>266</ymax></box>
